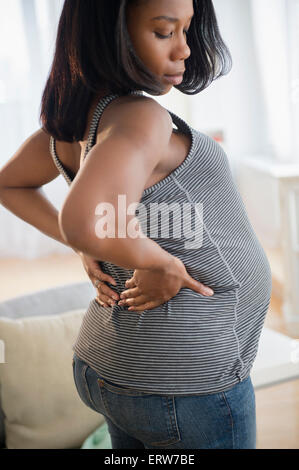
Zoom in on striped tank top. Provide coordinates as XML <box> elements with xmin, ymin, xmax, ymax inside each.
<box><xmin>50</xmin><ymin>91</ymin><xmax>272</xmax><ymax>396</ymax></box>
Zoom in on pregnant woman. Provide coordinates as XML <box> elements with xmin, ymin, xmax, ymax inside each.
<box><xmin>0</xmin><ymin>0</ymin><xmax>272</xmax><ymax>449</ymax></box>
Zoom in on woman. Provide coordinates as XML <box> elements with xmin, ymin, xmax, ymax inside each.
<box><xmin>0</xmin><ymin>0</ymin><xmax>272</xmax><ymax>449</ymax></box>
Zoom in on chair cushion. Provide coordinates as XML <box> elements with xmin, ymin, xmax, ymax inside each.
<box><xmin>0</xmin><ymin>308</ymin><xmax>105</xmax><ymax>449</ymax></box>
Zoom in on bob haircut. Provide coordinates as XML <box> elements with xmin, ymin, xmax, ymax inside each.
<box><xmin>40</xmin><ymin>0</ymin><xmax>232</xmax><ymax>142</ymax></box>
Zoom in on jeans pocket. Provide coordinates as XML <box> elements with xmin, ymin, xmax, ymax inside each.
<box><xmin>98</xmin><ymin>379</ymin><xmax>181</xmax><ymax>447</ymax></box>
<box><xmin>97</xmin><ymin>377</ymin><xmax>154</xmax><ymax>396</ymax></box>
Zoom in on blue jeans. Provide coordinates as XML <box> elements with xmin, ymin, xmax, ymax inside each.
<box><xmin>72</xmin><ymin>353</ymin><xmax>256</xmax><ymax>449</ymax></box>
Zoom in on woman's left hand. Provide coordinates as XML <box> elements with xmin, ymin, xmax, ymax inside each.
<box><xmin>118</xmin><ymin>256</ymin><xmax>214</xmax><ymax>312</ymax></box>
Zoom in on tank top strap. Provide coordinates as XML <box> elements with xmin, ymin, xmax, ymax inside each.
<box><xmin>49</xmin><ymin>90</ymin><xmax>143</xmax><ymax>185</ymax></box>
<box><xmin>49</xmin><ymin>136</ymin><xmax>73</xmax><ymax>185</ymax></box>
<box><xmin>83</xmin><ymin>90</ymin><xmax>144</xmax><ymax>162</ymax></box>
<box><xmin>165</xmin><ymin>109</ymin><xmax>192</xmax><ymax>137</ymax></box>
<box><xmin>49</xmin><ymin>90</ymin><xmax>192</xmax><ymax>186</ymax></box>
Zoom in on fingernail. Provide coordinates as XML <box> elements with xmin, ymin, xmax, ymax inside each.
<box><xmin>113</xmin><ymin>295</ymin><xmax>118</xmax><ymax>300</ymax></box>
<box><xmin>205</xmin><ymin>288</ymin><xmax>214</xmax><ymax>296</ymax></box>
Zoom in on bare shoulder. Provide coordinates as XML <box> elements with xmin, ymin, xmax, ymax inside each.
<box><xmin>98</xmin><ymin>95</ymin><xmax>173</xmax><ymax>149</ymax></box>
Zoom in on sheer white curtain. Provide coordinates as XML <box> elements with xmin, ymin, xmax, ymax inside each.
<box><xmin>1</xmin><ymin>0</ymin><xmax>298</xmax><ymax>258</ymax></box>
<box><xmin>288</xmin><ymin>0</ymin><xmax>299</xmax><ymax>158</ymax></box>
<box><xmin>0</xmin><ymin>0</ymin><xmax>70</xmax><ymax>259</ymax></box>
<box><xmin>250</xmin><ymin>0</ymin><xmax>299</xmax><ymax>163</ymax></box>
<box><xmin>0</xmin><ymin>0</ymin><xmax>187</xmax><ymax>259</ymax></box>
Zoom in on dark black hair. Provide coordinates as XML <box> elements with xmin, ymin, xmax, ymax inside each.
<box><xmin>39</xmin><ymin>0</ymin><xmax>232</xmax><ymax>142</ymax></box>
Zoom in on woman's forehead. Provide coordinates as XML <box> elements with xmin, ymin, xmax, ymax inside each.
<box><xmin>129</xmin><ymin>0</ymin><xmax>194</xmax><ymax>20</ymax></box>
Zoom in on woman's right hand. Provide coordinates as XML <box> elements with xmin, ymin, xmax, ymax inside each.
<box><xmin>78</xmin><ymin>252</ymin><xmax>120</xmax><ymax>308</ymax></box>
<box><xmin>118</xmin><ymin>255</ymin><xmax>214</xmax><ymax>312</ymax></box>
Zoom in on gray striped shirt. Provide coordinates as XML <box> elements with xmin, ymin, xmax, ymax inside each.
<box><xmin>50</xmin><ymin>91</ymin><xmax>272</xmax><ymax>395</ymax></box>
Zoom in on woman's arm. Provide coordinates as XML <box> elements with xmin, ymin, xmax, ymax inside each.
<box><xmin>0</xmin><ymin>128</ymin><xmax>122</xmax><ymax>306</ymax></box>
<box><xmin>0</xmin><ymin>128</ymin><xmax>79</xmax><ymax>252</ymax></box>
<box><xmin>0</xmin><ymin>186</ymin><xmax>75</xmax><ymax>249</ymax></box>
<box><xmin>59</xmin><ymin>99</ymin><xmax>176</xmax><ymax>270</ymax></box>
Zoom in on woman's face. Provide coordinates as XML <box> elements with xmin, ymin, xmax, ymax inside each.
<box><xmin>126</xmin><ymin>0</ymin><xmax>194</xmax><ymax>94</ymax></box>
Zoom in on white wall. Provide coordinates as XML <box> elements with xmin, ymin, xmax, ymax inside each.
<box><xmin>194</xmin><ymin>0</ymin><xmax>268</xmax><ymax>166</ymax></box>
<box><xmin>156</xmin><ymin>0</ymin><xmax>269</xmax><ymax>180</ymax></box>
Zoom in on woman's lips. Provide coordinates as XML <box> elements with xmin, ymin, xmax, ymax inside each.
<box><xmin>164</xmin><ymin>74</ymin><xmax>184</xmax><ymax>85</ymax></box>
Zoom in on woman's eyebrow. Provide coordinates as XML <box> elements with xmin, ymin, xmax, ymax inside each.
<box><xmin>150</xmin><ymin>14</ymin><xmax>194</xmax><ymax>23</ymax></box>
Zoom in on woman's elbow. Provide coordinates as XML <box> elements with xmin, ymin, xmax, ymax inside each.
<box><xmin>58</xmin><ymin>208</ymin><xmax>86</xmax><ymax>246</ymax></box>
